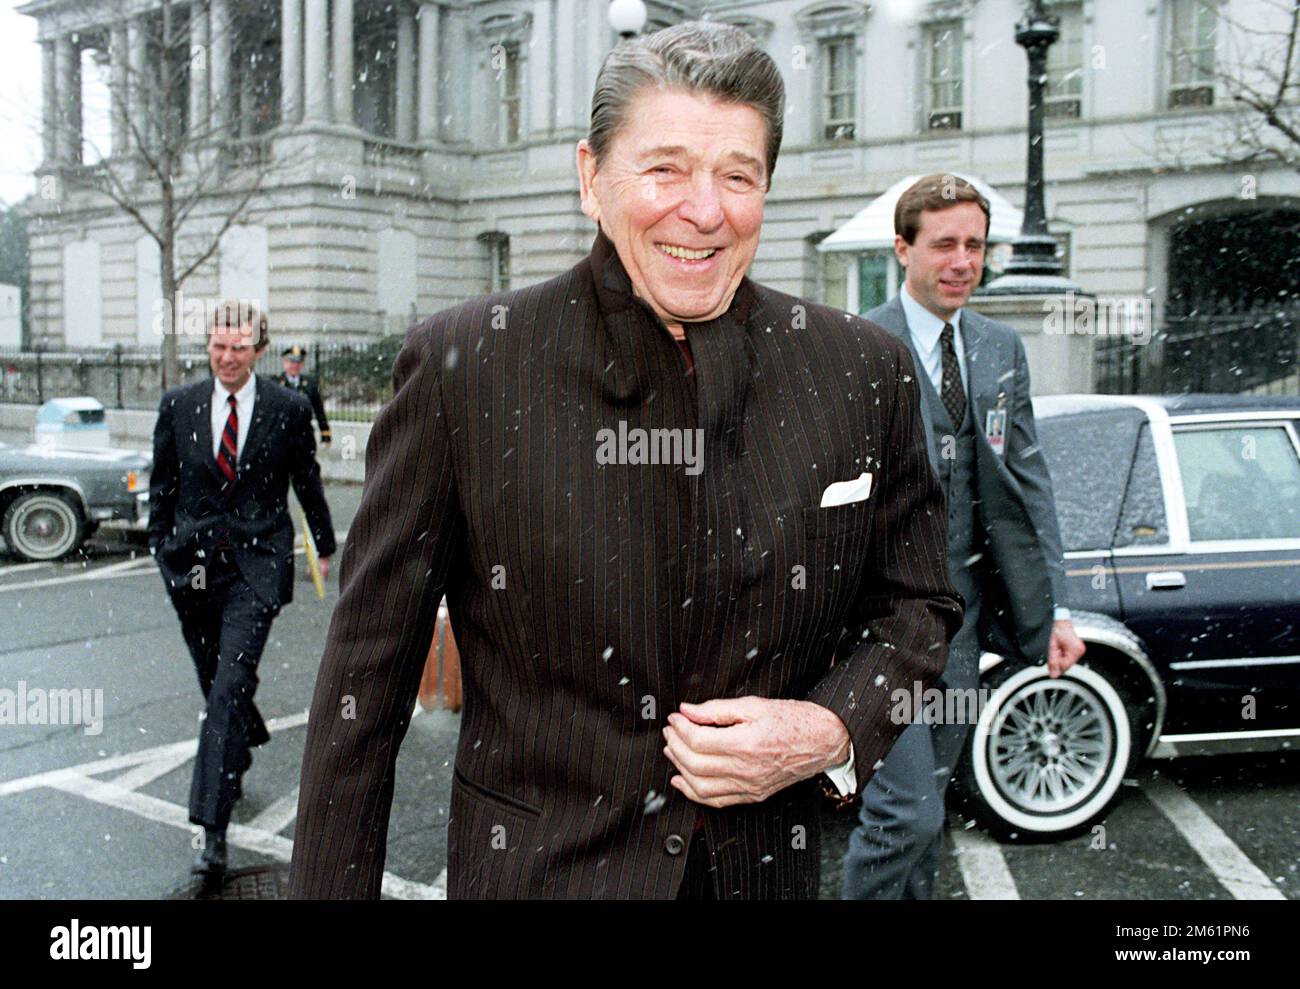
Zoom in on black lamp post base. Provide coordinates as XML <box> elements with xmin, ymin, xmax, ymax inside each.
<box><xmin>980</xmin><ymin>234</ymin><xmax>1081</xmax><ymax>296</ymax></box>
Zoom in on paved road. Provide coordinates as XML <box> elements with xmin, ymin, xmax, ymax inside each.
<box><xmin>1</xmin><ymin>480</ymin><xmax>1296</xmax><ymax>899</ymax></box>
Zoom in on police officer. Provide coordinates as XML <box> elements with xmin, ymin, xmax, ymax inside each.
<box><xmin>274</xmin><ymin>345</ymin><xmax>331</xmax><ymax>446</ymax></box>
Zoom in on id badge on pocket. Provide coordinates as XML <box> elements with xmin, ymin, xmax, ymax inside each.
<box><xmin>985</xmin><ymin>395</ymin><xmax>1008</xmax><ymax>457</ymax></box>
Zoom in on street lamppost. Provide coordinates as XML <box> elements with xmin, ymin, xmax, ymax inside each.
<box><xmin>608</xmin><ymin>0</ymin><xmax>647</xmax><ymax>39</ymax></box>
<box><xmin>985</xmin><ymin>0</ymin><xmax>1073</xmax><ymax>291</ymax></box>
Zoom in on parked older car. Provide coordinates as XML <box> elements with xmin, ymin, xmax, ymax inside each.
<box><xmin>955</xmin><ymin>393</ymin><xmax>1300</xmax><ymax>838</ymax></box>
<box><xmin>0</xmin><ymin>442</ymin><xmax>151</xmax><ymax>561</ymax></box>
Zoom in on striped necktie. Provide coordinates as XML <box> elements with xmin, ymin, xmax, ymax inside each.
<box><xmin>939</xmin><ymin>322</ymin><xmax>967</xmax><ymax>428</ymax></box>
<box><xmin>217</xmin><ymin>393</ymin><xmax>238</xmax><ymax>482</ymax></box>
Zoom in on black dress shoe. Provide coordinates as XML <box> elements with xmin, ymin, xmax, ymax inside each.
<box><xmin>191</xmin><ymin>833</ymin><xmax>228</xmax><ymax>883</ymax></box>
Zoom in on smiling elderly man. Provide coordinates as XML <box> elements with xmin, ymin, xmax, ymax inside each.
<box><xmin>289</xmin><ymin>21</ymin><xmax>962</xmax><ymax>900</ymax></box>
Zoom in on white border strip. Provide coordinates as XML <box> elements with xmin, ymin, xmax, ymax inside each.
<box><xmin>1144</xmin><ymin>776</ymin><xmax>1284</xmax><ymax>900</ymax></box>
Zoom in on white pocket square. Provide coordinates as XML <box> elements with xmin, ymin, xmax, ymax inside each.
<box><xmin>820</xmin><ymin>471</ymin><xmax>873</xmax><ymax>508</ymax></box>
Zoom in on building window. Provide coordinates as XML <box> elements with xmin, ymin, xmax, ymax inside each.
<box><xmin>496</xmin><ymin>41</ymin><xmax>522</xmax><ymax>145</ymax></box>
<box><xmin>472</xmin><ymin>11</ymin><xmax>531</xmax><ymax>146</ymax></box>
<box><xmin>821</xmin><ymin>36</ymin><xmax>856</xmax><ymax>140</ymax></box>
<box><xmin>478</xmin><ymin>231</ymin><xmax>510</xmax><ymax>293</ymax></box>
<box><xmin>925</xmin><ymin>20</ymin><xmax>963</xmax><ymax>131</ymax></box>
<box><xmin>1168</xmin><ymin>0</ymin><xmax>1218</xmax><ymax>108</ymax></box>
<box><xmin>820</xmin><ymin>250</ymin><xmax>852</xmax><ymax>312</ymax></box>
<box><xmin>1044</xmin><ymin>1</ymin><xmax>1084</xmax><ymax>119</ymax></box>
<box><xmin>355</xmin><ymin>7</ymin><xmax>399</xmax><ymax>138</ymax></box>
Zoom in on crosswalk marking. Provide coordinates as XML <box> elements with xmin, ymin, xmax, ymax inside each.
<box><xmin>248</xmin><ymin>785</ymin><xmax>301</xmax><ymax>836</ymax></box>
<box><xmin>1144</xmin><ymin>776</ymin><xmax>1285</xmax><ymax>900</ymax></box>
<box><xmin>950</xmin><ymin>825</ymin><xmax>1020</xmax><ymax>900</ymax></box>
<box><xmin>0</xmin><ymin>555</ymin><xmax>157</xmax><ymax>592</ymax></box>
<box><xmin>0</xmin><ymin>709</ymin><xmax>443</xmax><ymax>900</ymax></box>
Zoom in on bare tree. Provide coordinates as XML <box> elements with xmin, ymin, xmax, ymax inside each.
<box><xmin>1216</xmin><ymin>0</ymin><xmax>1300</xmax><ymax>169</ymax></box>
<box><xmin>44</xmin><ymin>0</ymin><xmax>285</xmax><ymax>387</ymax></box>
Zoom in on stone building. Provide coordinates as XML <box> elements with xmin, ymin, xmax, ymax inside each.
<box><xmin>16</xmin><ymin>0</ymin><xmax>1300</xmax><ymax>352</ymax></box>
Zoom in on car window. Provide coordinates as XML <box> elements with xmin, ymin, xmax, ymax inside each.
<box><xmin>1115</xmin><ymin>424</ymin><xmax>1168</xmax><ymax>547</ymax></box>
<box><xmin>1036</xmin><ymin>411</ymin><xmax>1139</xmax><ymax>551</ymax></box>
<box><xmin>1174</xmin><ymin>424</ymin><xmax>1300</xmax><ymax>541</ymax></box>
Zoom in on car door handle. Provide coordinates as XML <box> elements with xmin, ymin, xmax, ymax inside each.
<box><xmin>1146</xmin><ymin>570</ymin><xmax>1186</xmax><ymax>591</ymax></box>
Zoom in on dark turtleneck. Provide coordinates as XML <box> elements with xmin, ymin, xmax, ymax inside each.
<box><xmin>587</xmin><ymin>224</ymin><xmax>757</xmax><ymax>378</ymax></box>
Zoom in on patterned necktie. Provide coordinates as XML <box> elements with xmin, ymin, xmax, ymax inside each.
<box><xmin>939</xmin><ymin>322</ymin><xmax>967</xmax><ymax>428</ymax></box>
<box><xmin>217</xmin><ymin>393</ymin><xmax>238</xmax><ymax>482</ymax></box>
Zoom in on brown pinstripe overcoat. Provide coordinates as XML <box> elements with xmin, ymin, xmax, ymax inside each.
<box><xmin>288</xmin><ymin>228</ymin><xmax>963</xmax><ymax>899</ymax></box>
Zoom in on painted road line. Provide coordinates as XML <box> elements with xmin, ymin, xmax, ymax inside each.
<box><xmin>43</xmin><ymin>771</ymin><xmax>441</xmax><ymax>899</ymax></box>
<box><xmin>0</xmin><ymin>710</ymin><xmax>310</xmax><ymax>796</ymax></box>
<box><xmin>0</xmin><ymin>556</ymin><xmax>157</xmax><ymax>592</ymax></box>
<box><xmin>0</xmin><ymin>561</ymin><xmax>57</xmax><ymax>578</ymax></box>
<box><xmin>1144</xmin><ymin>776</ymin><xmax>1285</xmax><ymax>900</ymax></box>
<box><xmin>951</xmin><ymin>825</ymin><xmax>1020</xmax><ymax>900</ymax></box>
<box><xmin>109</xmin><ymin>743</ymin><xmax>200</xmax><ymax>792</ymax></box>
<box><xmin>247</xmin><ymin>785</ymin><xmax>301</xmax><ymax>836</ymax></box>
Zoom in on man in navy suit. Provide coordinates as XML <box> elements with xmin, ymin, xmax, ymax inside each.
<box><xmin>149</xmin><ymin>301</ymin><xmax>335</xmax><ymax>884</ymax></box>
<box><xmin>841</xmin><ymin>174</ymin><xmax>1086</xmax><ymax>899</ymax></box>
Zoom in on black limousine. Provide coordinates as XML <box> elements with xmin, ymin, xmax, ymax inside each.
<box><xmin>955</xmin><ymin>394</ymin><xmax>1300</xmax><ymax>837</ymax></box>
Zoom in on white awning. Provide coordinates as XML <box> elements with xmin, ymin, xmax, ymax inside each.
<box><xmin>817</xmin><ymin>174</ymin><xmax>1024</xmax><ymax>253</ymax></box>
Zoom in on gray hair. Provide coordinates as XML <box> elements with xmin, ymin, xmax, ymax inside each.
<box><xmin>587</xmin><ymin>21</ymin><xmax>786</xmax><ymax>189</ymax></box>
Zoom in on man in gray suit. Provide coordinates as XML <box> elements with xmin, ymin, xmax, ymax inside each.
<box><xmin>841</xmin><ymin>173</ymin><xmax>1086</xmax><ymax>899</ymax></box>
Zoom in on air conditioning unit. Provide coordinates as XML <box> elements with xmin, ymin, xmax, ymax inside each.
<box><xmin>1168</xmin><ymin>85</ymin><xmax>1213</xmax><ymax>109</ymax></box>
<box><xmin>1045</xmin><ymin>98</ymin><xmax>1082</xmax><ymax>119</ymax></box>
<box><xmin>928</xmin><ymin>110</ymin><xmax>962</xmax><ymax>130</ymax></box>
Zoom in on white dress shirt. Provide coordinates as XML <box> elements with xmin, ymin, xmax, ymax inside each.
<box><xmin>211</xmin><ymin>372</ymin><xmax>256</xmax><ymax>462</ymax></box>
<box><xmin>898</xmin><ymin>283</ymin><xmax>968</xmax><ymax>397</ymax></box>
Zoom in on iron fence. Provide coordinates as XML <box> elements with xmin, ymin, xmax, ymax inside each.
<box><xmin>0</xmin><ymin>339</ymin><xmax>401</xmax><ymax>421</ymax></box>
<box><xmin>1094</xmin><ymin>309</ymin><xmax>1300</xmax><ymax>396</ymax></box>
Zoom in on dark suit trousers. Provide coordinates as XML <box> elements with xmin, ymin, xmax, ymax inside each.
<box><xmin>168</xmin><ymin>550</ymin><xmax>278</xmax><ymax>832</ymax></box>
<box><xmin>840</xmin><ymin>620</ymin><xmax>979</xmax><ymax>900</ymax></box>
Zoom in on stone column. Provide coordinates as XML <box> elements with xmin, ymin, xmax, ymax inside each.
<box><xmin>527</xmin><ymin>0</ymin><xmax>550</xmax><ymax>137</ymax></box>
<box><xmin>417</xmin><ymin>2</ymin><xmax>439</xmax><ymax>141</ymax></box>
<box><xmin>209</xmin><ymin>0</ymin><xmax>232</xmax><ymax>135</ymax></box>
<box><xmin>280</xmin><ymin>0</ymin><xmax>303</xmax><ymax>124</ymax></box>
<box><xmin>69</xmin><ymin>44</ymin><xmax>82</xmax><ymax>161</ymax></box>
<box><xmin>553</xmin><ymin>0</ymin><xmax>577</xmax><ymax>132</ymax></box>
<box><xmin>332</xmin><ymin>0</ymin><xmax>354</xmax><ymax>125</ymax></box>
<box><xmin>303</xmin><ymin>0</ymin><xmax>330</xmax><ymax>123</ymax></box>
<box><xmin>40</xmin><ymin>41</ymin><xmax>57</xmax><ymax>164</ymax></box>
<box><xmin>55</xmin><ymin>35</ymin><xmax>79</xmax><ymax>163</ymax></box>
<box><xmin>110</xmin><ymin>23</ymin><xmax>129</xmax><ymax>156</ymax></box>
<box><xmin>239</xmin><ymin>56</ymin><xmax>256</xmax><ymax>136</ymax></box>
<box><xmin>396</xmin><ymin>7</ymin><xmax>416</xmax><ymax>141</ymax></box>
<box><xmin>445</xmin><ymin>14</ymin><xmax>470</xmax><ymax>144</ymax></box>
<box><xmin>189</xmin><ymin>1</ymin><xmax>210</xmax><ymax>137</ymax></box>
<box><xmin>128</xmin><ymin>19</ymin><xmax>148</xmax><ymax>150</ymax></box>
